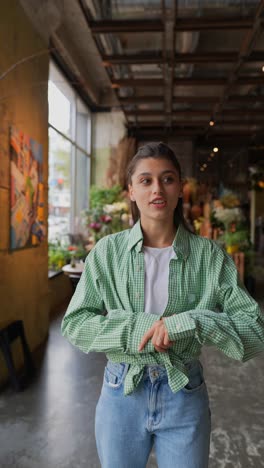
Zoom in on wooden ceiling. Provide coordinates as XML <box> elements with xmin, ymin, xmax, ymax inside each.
<box><xmin>78</xmin><ymin>0</ymin><xmax>264</xmax><ymax>144</ymax></box>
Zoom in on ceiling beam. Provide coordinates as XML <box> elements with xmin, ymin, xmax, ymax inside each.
<box><xmin>171</xmin><ymin>120</ymin><xmax>264</xmax><ymax>126</ymax></box>
<box><xmin>90</xmin><ymin>19</ymin><xmax>163</xmax><ymax>33</ymax></box>
<box><xmin>119</xmin><ymin>96</ymin><xmax>164</xmax><ymax>104</ymax></box>
<box><xmin>102</xmin><ymin>51</ymin><xmax>264</xmax><ymax>66</ymax></box>
<box><xmin>166</xmin><ymin>0</ymin><xmax>178</xmax><ymax>126</ymax></box>
<box><xmin>125</xmin><ymin>109</ymin><xmax>264</xmax><ymax>117</ymax></box>
<box><xmin>104</xmin><ymin>54</ymin><xmax>164</xmax><ymax>65</ymax></box>
<box><xmin>127</xmin><ymin>125</ymin><xmax>255</xmax><ymax>136</ymax></box>
<box><xmin>119</xmin><ymin>94</ymin><xmax>264</xmax><ymax>104</ymax></box>
<box><xmin>128</xmin><ymin>120</ymin><xmax>264</xmax><ymax>127</ymax></box>
<box><xmin>78</xmin><ymin>0</ymin><xmax>129</xmax><ymax>122</ymax></box>
<box><xmin>128</xmin><ymin>126</ymin><xmax>205</xmax><ymax>135</ymax></box>
<box><xmin>50</xmin><ymin>39</ymin><xmax>110</xmax><ymax>112</ymax></box>
<box><xmin>130</xmin><ymin>132</ymin><xmax>252</xmax><ymax>143</ymax></box>
<box><xmin>128</xmin><ymin>129</ymin><xmax>256</xmax><ymax>143</ymax></box>
<box><xmin>89</xmin><ymin>17</ymin><xmax>254</xmax><ymax>34</ymax></box>
<box><xmin>228</xmin><ymin>94</ymin><xmax>264</xmax><ymax>102</ymax></box>
<box><xmin>112</xmin><ymin>78</ymin><xmax>164</xmax><ymax>87</ymax></box>
<box><xmin>112</xmin><ymin>77</ymin><xmax>264</xmax><ymax>87</ymax></box>
<box><xmin>208</xmin><ymin>0</ymin><xmax>264</xmax><ymax>131</ymax></box>
<box><xmin>175</xmin><ymin>16</ymin><xmax>254</xmax><ymax>31</ymax></box>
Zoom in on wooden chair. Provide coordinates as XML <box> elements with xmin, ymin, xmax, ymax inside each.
<box><xmin>0</xmin><ymin>320</ymin><xmax>35</xmax><ymax>391</ymax></box>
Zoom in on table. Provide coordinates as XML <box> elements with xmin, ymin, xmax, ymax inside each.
<box><xmin>62</xmin><ymin>262</ymin><xmax>84</xmax><ymax>290</ymax></box>
<box><xmin>62</xmin><ymin>262</ymin><xmax>84</xmax><ymax>276</ymax></box>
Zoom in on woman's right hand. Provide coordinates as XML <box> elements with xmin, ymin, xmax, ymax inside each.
<box><xmin>138</xmin><ymin>318</ymin><xmax>174</xmax><ymax>353</ymax></box>
<box><xmin>154</xmin><ymin>317</ymin><xmax>174</xmax><ymax>352</ymax></box>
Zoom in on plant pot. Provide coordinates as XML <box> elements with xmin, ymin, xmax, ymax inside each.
<box><xmin>226</xmin><ymin>245</ymin><xmax>239</xmax><ymax>254</ymax></box>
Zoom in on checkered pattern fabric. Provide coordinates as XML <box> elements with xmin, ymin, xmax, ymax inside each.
<box><xmin>61</xmin><ymin>221</ymin><xmax>264</xmax><ymax>395</ymax></box>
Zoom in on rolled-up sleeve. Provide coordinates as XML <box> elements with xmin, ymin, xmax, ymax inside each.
<box><xmin>164</xmin><ymin>248</ymin><xmax>264</xmax><ymax>362</ymax></box>
<box><xmin>61</xmin><ymin>244</ymin><xmax>158</xmax><ymax>355</ymax></box>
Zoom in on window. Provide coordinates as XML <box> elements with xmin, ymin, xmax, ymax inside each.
<box><xmin>48</xmin><ymin>62</ymin><xmax>91</xmax><ymax>244</ymax></box>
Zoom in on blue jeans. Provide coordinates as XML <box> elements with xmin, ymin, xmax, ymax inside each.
<box><xmin>95</xmin><ymin>360</ymin><xmax>211</xmax><ymax>468</ymax></box>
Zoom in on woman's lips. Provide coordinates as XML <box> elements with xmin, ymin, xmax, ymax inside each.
<box><xmin>150</xmin><ymin>200</ymin><xmax>167</xmax><ymax>208</ymax></box>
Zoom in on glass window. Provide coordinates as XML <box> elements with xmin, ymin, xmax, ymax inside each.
<box><xmin>48</xmin><ymin>64</ymin><xmax>74</xmax><ymax>138</ymax></box>
<box><xmin>48</xmin><ymin>127</ymin><xmax>72</xmax><ymax>242</ymax></box>
<box><xmin>75</xmin><ymin>149</ymin><xmax>91</xmax><ymax>231</ymax></box>
<box><xmin>48</xmin><ymin>62</ymin><xmax>91</xmax><ymax>271</ymax></box>
<box><xmin>76</xmin><ymin>97</ymin><xmax>91</xmax><ymax>152</ymax></box>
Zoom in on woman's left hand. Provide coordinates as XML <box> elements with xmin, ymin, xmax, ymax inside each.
<box><xmin>138</xmin><ymin>318</ymin><xmax>173</xmax><ymax>353</ymax></box>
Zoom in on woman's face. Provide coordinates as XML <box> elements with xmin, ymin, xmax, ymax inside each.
<box><xmin>128</xmin><ymin>157</ymin><xmax>183</xmax><ymax>226</ymax></box>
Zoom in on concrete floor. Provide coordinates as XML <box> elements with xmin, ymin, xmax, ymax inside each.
<box><xmin>1</xmin><ymin>298</ymin><xmax>264</xmax><ymax>468</ymax></box>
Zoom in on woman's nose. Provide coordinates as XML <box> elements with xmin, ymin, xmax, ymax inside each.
<box><xmin>152</xmin><ymin>179</ymin><xmax>163</xmax><ymax>194</ymax></box>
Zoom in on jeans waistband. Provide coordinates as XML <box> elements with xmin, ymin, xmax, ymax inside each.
<box><xmin>143</xmin><ymin>359</ymin><xmax>201</xmax><ymax>383</ymax></box>
<box><xmin>143</xmin><ymin>365</ymin><xmax>167</xmax><ymax>383</ymax></box>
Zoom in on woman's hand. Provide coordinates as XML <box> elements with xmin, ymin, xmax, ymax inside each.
<box><xmin>138</xmin><ymin>318</ymin><xmax>173</xmax><ymax>353</ymax></box>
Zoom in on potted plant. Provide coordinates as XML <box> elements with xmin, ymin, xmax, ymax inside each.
<box><xmin>220</xmin><ymin>227</ymin><xmax>249</xmax><ymax>255</ymax></box>
<box><xmin>48</xmin><ymin>240</ymin><xmax>88</xmax><ymax>271</ymax></box>
<box><xmin>82</xmin><ymin>185</ymin><xmax>131</xmax><ymax>245</ymax></box>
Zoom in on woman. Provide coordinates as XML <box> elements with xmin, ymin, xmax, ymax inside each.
<box><xmin>61</xmin><ymin>142</ymin><xmax>264</xmax><ymax>468</ymax></box>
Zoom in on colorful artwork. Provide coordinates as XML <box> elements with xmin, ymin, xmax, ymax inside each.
<box><xmin>10</xmin><ymin>126</ymin><xmax>46</xmax><ymax>249</ymax></box>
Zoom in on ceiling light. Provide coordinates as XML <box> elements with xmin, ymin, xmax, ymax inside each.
<box><xmin>203</xmin><ymin>164</ymin><xmax>207</xmax><ymax>168</ymax></box>
<box><xmin>213</xmin><ymin>147</ymin><xmax>219</xmax><ymax>153</ymax></box>
<box><xmin>209</xmin><ymin>120</ymin><xmax>215</xmax><ymax>126</ymax></box>
<box><xmin>200</xmin><ymin>167</ymin><xmax>204</xmax><ymax>172</ymax></box>
<box><xmin>210</xmin><ymin>152</ymin><xmax>214</xmax><ymax>157</ymax></box>
<box><xmin>262</xmin><ymin>65</ymin><xmax>264</xmax><ymax>72</ymax></box>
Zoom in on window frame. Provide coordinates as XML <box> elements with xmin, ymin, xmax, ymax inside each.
<box><xmin>48</xmin><ymin>61</ymin><xmax>92</xmax><ymax>238</ymax></box>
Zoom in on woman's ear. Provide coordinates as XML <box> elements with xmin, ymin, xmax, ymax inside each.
<box><xmin>128</xmin><ymin>184</ymin><xmax>136</xmax><ymax>202</ymax></box>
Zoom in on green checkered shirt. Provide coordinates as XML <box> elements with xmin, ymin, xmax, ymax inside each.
<box><xmin>61</xmin><ymin>221</ymin><xmax>264</xmax><ymax>395</ymax></box>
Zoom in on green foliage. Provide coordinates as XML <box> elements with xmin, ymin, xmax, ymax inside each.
<box><xmin>210</xmin><ymin>211</ymin><xmax>225</xmax><ymax>230</ymax></box>
<box><xmin>48</xmin><ymin>242</ymin><xmax>69</xmax><ymax>271</ymax></box>
<box><xmin>90</xmin><ymin>185</ymin><xmax>123</xmax><ymax>208</ymax></box>
<box><xmin>82</xmin><ymin>202</ymin><xmax>130</xmax><ymax>244</ymax></box>
<box><xmin>218</xmin><ymin>228</ymin><xmax>249</xmax><ymax>248</ymax></box>
<box><xmin>48</xmin><ymin>240</ymin><xmax>88</xmax><ymax>271</ymax></box>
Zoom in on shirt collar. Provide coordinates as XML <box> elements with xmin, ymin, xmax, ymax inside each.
<box><xmin>128</xmin><ymin>220</ymin><xmax>190</xmax><ymax>260</ymax></box>
<box><xmin>172</xmin><ymin>222</ymin><xmax>190</xmax><ymax>260</ymax></box>
<box><xmin>127</xmin><ymin>220</ymin><xmax>144</xmax><ymax>253</ymax></box>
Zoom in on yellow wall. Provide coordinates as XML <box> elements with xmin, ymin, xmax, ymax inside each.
<box><xmin>0</xmin><ymin>0</ymin><xmax>51</xmax><ymax>382</ymax></box>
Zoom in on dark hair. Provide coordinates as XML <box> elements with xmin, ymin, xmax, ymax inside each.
<box><xmin>127</xmin><ymin>142</ymin><xmax>192</xmax><ymax>232</ymax></box>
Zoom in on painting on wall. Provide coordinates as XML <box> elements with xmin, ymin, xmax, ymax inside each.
<box><xmin>10</xmin><ymin>126</ymin><xmax>46</xmax><ymax>250</ymax></box>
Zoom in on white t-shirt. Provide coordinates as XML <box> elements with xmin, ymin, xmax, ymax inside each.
<box><xmin>143</xmin><ymin>245</ymin><xmax>177</xmax><ymax>315</ymax></box>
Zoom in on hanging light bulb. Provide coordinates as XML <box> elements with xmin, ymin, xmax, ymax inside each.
<box><xmin>209</xmin><ymin>120</ymin><xmax>215</xmax><ymax>126</ymax></box>
<box><xmin>213</xmin><ymin>147</ymin><xmax>219</xmax><ymax>153</ymax></box>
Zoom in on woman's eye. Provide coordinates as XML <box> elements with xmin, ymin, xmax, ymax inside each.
<box><xmin>163</xmin><ymin>176</ymin><xmax>174</xmax><ymax>183</ymax></box>
<box><xmin>141</xmin><ymin>178</ymin><xmax>151</xmax><ymax>184</ymax></box>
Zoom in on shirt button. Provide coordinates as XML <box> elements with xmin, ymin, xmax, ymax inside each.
<box><xmin>176</xmin><ymin>324</ymin><xmax>181</xmax><ymax>331</ymax></box>
<box><xmin>135</xmin><ymin>293</ymin><xmax>141</xmax><ymax>299</ymax></box>
<box><xmin>136</xmin><ymin>266</ymin><xmax>142</xmax><ymax>272</ymax></box>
